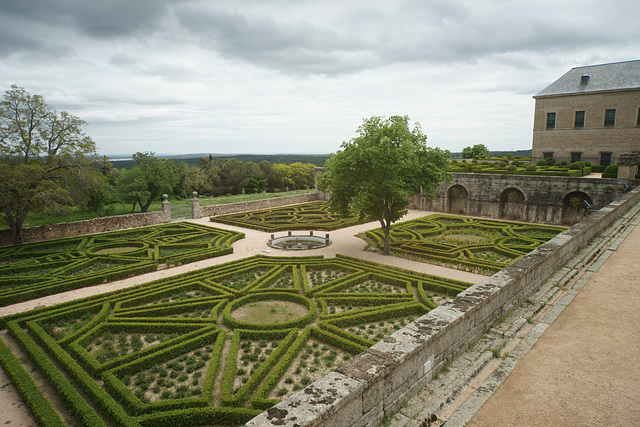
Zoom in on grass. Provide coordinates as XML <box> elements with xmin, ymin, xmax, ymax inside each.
<box><xmin>1</xmin><ymin>189</ymin><xmax>313</xmax><ymax>230</ymax></box>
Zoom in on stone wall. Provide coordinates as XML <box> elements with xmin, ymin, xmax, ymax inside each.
<box><xmin>0</xmin><ymin>210</ymin><xmax>168</xmax><ymax>247</ymax></box>
<box><xmin>412</xmin><ymin>173</ymin><xmax>638</xmax><ymax>225</ymax></box>
<box><xmin>246</xmin><ymin>186</ymin><xmax>640</xmax><ymax>427</ymax></box>
<box><xmin>200</xmin><ymin>193</ymin><xmax>320</xmax><ymax>217</ymax></box>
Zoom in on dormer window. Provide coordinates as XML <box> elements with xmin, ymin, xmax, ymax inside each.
<box><xmin>580</xmin><ymin>75</ymin><xmax>590</xmax><ymax>85</ymax></box>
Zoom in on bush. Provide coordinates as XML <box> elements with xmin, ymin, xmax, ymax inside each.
<box><xmin>536</xmin><ymin>159</ymin><xmax>547</xmax><ymax>166</ymax></box>
<box><xmin>569</xmin><ymin>161</ymin><xmax>584</xmax><ymax>170</ymax></box>
<box><xmin>545</xmin><ymin>157</ymin><xmax>556</xmax><ymax>166</ymax></box>
<box><xmin>526</xmin><ymin>165</ymin><xmax>537</xmax><ymax>172</ymax></box>
<box><xmin>603</xmin><ymin>164</ymin><xmax>618</xmax><ymax>178</ymax></box>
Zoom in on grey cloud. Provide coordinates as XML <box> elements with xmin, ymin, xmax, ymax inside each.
<box><xmin>0</xmin><ymin>0</ymin><xmax>175</xmax><ymax>39</ymax></box>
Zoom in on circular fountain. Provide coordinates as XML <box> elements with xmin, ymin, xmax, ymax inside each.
<box><xmin>268</xmin><ymin>231</ymin><xmax>330</xmax><ymax>251</ymax></box>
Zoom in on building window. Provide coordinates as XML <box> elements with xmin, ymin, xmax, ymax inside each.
<box><xmin>604</xmin><ymin>109</ymin><xmax>616</xmax><ymax>127</ymax></box>
<box><xmin>637</xmin><ymin>108</ymin><xmax>640</xmax><ymax>126</ymax></box>
<box><xmin>600</xmin><ymin>152</ymin><xmax>612</xmax><ymax>167</ymax></box>
<box><xmin>546</xmin><ymin>112</ymin><xmax>556</xmax><ymax>129</ymax></box>
<box><xmin>543</xmin><ymin>152</ymin><xmax>554</xmax><ymax>160</ymax></box>
<box><xmin>574</xmin><ymin>111</ymin><xmax>585</xmax><ymax>128</ymax></box>
<box><xmin>571</xmin><ymin>152</ymin><xmax>582</xmax><ymax>163</ymax></box>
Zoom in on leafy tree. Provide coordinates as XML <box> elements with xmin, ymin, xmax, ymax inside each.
<box><xmin>0</xmin><ymin>85</ymin><xmax>97</xmax><ymax>244</ymax></box>
<box><xmin>461</xmin><ymin>144</ymin><xmax>490</xmax><ymax>159</ymax></box>
<box><xmin>246</xmin><ymin>173</ymin><xmax>268</xmax><ymax>193</ymax></box>
<box><xmin>318</xmin><ymin>115</ymin><xmax>451</xmax><ymax>254</ymax></box>
<box><xmin>116</xmin><ymin>152</ymin><xmax>179</xmax><ymax>212</ymax></box>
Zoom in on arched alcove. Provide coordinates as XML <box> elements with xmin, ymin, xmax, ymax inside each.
<box><xmin>499</xmin><ymin>188</ymin><xmax>526</xmax><ymax>220</ymax></box>
<box><xmin>447</xmin><ymin>185</ymin><xmax>469</xmax><ymax>214</ymax></box>
<box><xmin>561</xmin><ymin>191</ymin><xmax>593</xmax><ymax>225</ymax></box>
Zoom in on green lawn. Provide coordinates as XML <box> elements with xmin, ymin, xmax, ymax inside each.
<box><xmin>1</xmin><ymin>189</ymin><xmax>314</xmax><ymax>230</ymax></box>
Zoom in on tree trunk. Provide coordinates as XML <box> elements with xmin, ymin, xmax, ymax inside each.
<box><xmin>130</xmin><ymin>201</ymin><xmax>137</xmax><ymax>213</ymax></box>
<box><xmin>382</xmin><ymin>224</ymin><xmax>391</xmax><ymax>255</ymax></box>
<box><xmin>11</xmin><ymin>216</ymin><xmax>25</xmax><ymax>245</ymax></box>
<box><xmin>141</xmin><ymin>199</ymin><xmax>152</xmax><ymax>213</ymax></box>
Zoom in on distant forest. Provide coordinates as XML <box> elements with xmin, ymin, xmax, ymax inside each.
<box><xmin>111</xmin><ymin>154</ymin><xmax>330</xmax><ymax>170</ymax></box>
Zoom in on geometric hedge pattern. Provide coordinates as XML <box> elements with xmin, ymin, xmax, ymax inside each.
<box><xmin>363</xmin><ymin>214</ymin><xmax>565</xmax><ymax>275</ymax></box>
<box><xmin>209</xmin><ymin>201</ymin><xmax>365</xmax><ymax>232</ymax></box>
<box><xmin>0</xmin><ymin>255</ymin><xmax>471</xmax><ymax>427</ymax></box>
<box><xmin>0</xmin><ymin>222</ymin><xmax>243</xmax><ymax>307</ymax></box>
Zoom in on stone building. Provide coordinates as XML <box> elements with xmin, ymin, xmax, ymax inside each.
<box><xmin>531</xmin><ymin>59</ymin><xmax>640</xmax><ymax>166</ymax></box>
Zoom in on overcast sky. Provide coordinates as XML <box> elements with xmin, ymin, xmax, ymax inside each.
<box><xmin>1</xmin><ymin>0</ymin><xmax>638</xmax><ymax>157</ymax></box>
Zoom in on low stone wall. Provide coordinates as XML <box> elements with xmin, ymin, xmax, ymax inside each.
<box><xmin>246</xmin><ymin>187</ymin><xmax>640</xmax><ymax>426</ymax></box>
<box><xmin>0</xmin><ymin>211</ymin><xmax>167</xmax><ymax>247</ymax></box>
<box><xmin>201</xmin><ymin>193</ymin><xmax>320</xmax><ymax>217</ymax></box>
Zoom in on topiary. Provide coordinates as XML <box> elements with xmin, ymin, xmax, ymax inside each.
<box><xmin>536</xmin><ymin>159</ymin><xmax>547</xmax><ymax>166</ymax></box>
<box><xmin>569</xmin><ymin>161</ymin><xmax>584</xmax><ymax>170</ymax></box>
<box><xmin>526</xmin><ymin>165</ymin><xmax>537</xmax><ymax>172</ymax></box>
<box><xmin>545</xmin><ymin>157</ymin><xmax>556</xmax><ymax>166</ymax></box>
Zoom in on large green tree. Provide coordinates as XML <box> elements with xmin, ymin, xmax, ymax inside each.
<box><xmin>116</xmin><ymin>152</ymin><xmax>179</xmax><ymax>212</ymax></box>
<box><xmin>318</xmin><ymin>115</ymin><xmax>451</xmax><ymax>254</ymax></box>
<box><xmin>461</xmin><ymin>143</ymin><xmax>490</xmax><ymax>159</ymax></box>
<box><xmin>0</xmin><ymin>85</ymin><xmax>97</xmax><ymax>244</ymax></box>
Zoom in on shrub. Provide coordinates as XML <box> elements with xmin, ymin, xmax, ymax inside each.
<box><xmin>526</xmin><ymin>165</ymin><xmax>537</xmax><ymax>172</ymax></box>
<box><xmin>545</xmin><ymin>157</ymin><xmax>556</xmax><ymax>166</ymax></box>
<box><xmin>603</xmin><ymin>164</ymin><xmax>618</xmax><ymax>178</ymax></box>
<box><xmin>536</xmin><ymin>159</ymin><xmax>547</xmax><ymax>166</ymax></box>
<box><xmin>569</xmin><ymin>161</ymin><xmax>584</xmax><ymax>170</ymax></box>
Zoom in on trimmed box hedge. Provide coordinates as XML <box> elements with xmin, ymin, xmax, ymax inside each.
<box><xmin>0</xmin><ymin>222</ymin><xmax>243</xmax><ymax>307</ymax></box>
<box><xmin>362</xmin><ymin>214</ymin><xmax>565</xmax><ymax>275</ymax></box>
<box><xmin>0</xmin><ymin>255</ymin><xmax>471</xmax><ymax>426</ymax></box>
<box><xmin>210</xmin><ymin>201</ymin><xmax>365</xmax><ymax>231</ymax></box>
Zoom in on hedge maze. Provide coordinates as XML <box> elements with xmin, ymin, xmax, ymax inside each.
<box><xmin>0</xmin><ymin>255</ymin><xmax>471</xmax><ymax>426</ymax></box>
<box><xmin>209</xmin><ymin>201</ymin><xmax>364</xmax><ymax>232</ymax></box>
<box><xmin>363</xmin><ymin>214</ymin><xmax>565</xmax><ymax>275</ymax></box>
<box><xmin>0</xmin><ymin>223</ymin><xmax>243</xmax><ymax>307</ymax></box>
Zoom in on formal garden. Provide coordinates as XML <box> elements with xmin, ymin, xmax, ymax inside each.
<box><xmin>361</xmin><ymin>214</ymin><xmax>565</xmax><ymax>275</ymax></box>
<box><xmin>0</xmin><ymin>222</ymin><xmax>243</xmax><ymax>307</ymax></box>
<box><xmin>209</xmin><ymin>201</ymin><xmax>364</xmax><ymax>232</ymax></box>
<box><xmin>0</xmin><ymin>255</ymin><xmax>471</xmax><ymax>426</ymax></box>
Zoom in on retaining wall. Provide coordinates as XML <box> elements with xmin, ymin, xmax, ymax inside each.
<box><xmin>200</xmin><ymin>193</ymin><xmax>320</xmax><ymax>217</ymax></box>
<box><xmin>0</xmin><ymin>211</ymin><xmax>167</xmax><ymax>247</ymax></box>
<box><xmin>246</xmin><ymin>187</ymin><xmax>640</xmax><ymax>426</ymax></box>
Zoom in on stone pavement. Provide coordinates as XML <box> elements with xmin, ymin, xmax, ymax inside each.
<box><xmin>388</xmin><ymin>201</ymin><xmax>640</xmax><ymax>426</ymax></box>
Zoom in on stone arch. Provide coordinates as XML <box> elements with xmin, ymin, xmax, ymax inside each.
<box><xmin>499</xmin><ymin>187</ymin><xmax>526</xmax><ymax>220</ymax></box>
<box><xmin>561</xmin><ymin>191</ymin><xmax>593</xmax><ymax>225</ymax></box>
<box><xmin>447</xmin><ymin>184</ymin><xmax>469</xmax><ymax>214</ymax></box>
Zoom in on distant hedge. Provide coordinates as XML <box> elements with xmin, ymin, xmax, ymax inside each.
<box><xmin>210</xmin><ymin>201</ymin><xmax>365</xmax><ymax>232</ymax></box>
<box><xmin>0</xmin><ymin>222</ymin><xmax>243</xmax><ymax>307</ymax></box>
<box><xmin>362</xmin><ymin>214</ymin><xmax>565</xmax><ymax>275</ymax></box>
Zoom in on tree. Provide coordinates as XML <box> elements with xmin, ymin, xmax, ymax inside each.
<box><xmin>116</xmin><ymin>152</ymin><xmax>179</xmax><ymax>212</ymax></box>
<box><xmin>0</xmin><ymin>85</ymin><xmax>97</xmax><ymax>244</ymax></box>
<box><xmin>318</xmin><ymin>115</ymin><xmax>451</xmax><ymax>254</ymax></box>
<box><xmin>461</xmin><ymin>144</ymin><xmax>490</xmax><ymax>159</ymax></box>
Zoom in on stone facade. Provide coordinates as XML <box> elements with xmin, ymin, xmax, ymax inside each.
<box><xmin>412</xmin><ymin>173</ymin><xmax>637</xmax><ymax>225</ymax></box>
<box><xmin>531</xmin><ymin>60</ymin><xmax>640</xmax><ymax>165</ymax></box>
<box><xmin>532</xmin><ymin>90</ymin><xmax>640</xmax><ymax>165</ymax></box>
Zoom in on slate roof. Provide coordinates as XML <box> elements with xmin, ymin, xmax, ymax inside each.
<box><xmin>534</xmin><ymin>59</ymin><xmax>640</xmax><ymax>98</ymax></box>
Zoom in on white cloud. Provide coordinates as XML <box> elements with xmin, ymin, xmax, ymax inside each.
<box><xmin>0</xmin><ymin>0</ymin><xmax>638</xmax><ymax>156</ymax></box>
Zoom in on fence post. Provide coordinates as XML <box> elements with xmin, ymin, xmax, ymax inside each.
<box><xmin>191</xmin><ymin>191</ymin><xmax>201</xmax><ymax>218</ymax></box>
<box><xmin>161</xmin><ymin>194</ymin><xmax>171</xmax><ymax>222</ymax></box>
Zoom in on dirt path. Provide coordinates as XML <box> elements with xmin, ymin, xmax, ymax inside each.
<box><xmin>467</xmin><ymin>224</ymin><xmax>640</xmax><ymax>426</ymax></box>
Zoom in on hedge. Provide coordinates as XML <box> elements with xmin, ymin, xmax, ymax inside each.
<box><xmin>0</xmin><ymin>222</ymin><xmax>243</xmax><ymax>307</ymax></box>
<box><xmin>210</xmin><ymin>201</ymin><xmax>366</xmax><ymax>232</ymax></box>
<box><xmin>0</xmin><ymin>255</ymin><xmax>471</xmax><ymax>425</ymax></box>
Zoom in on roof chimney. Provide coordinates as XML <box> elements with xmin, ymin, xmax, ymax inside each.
<box><xmin>580</xmin><ymin>75</ymin><xmax>590</xmax><ymax>85</ymax></box>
